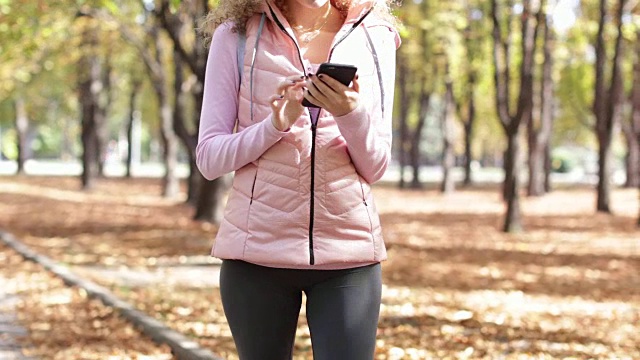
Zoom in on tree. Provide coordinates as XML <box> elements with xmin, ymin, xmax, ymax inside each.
<box><xmin>101</xmin><ymin>3</ymin><xmax>181</xmax><ymax>197</ymax></box>
<box><xmin>527</xmin><ymin>5</ymin><xmax>555</xmax><ymax>196</ymax></box>
<box><xmin>75</xmin><ymin>4</ymin><xmax>129</xmax><ymax>189</ymax></box>
<box><xmin>622</xmin><ymin>20</ymin><xmax>639</xmax><ymax>189</ymax></box>
<box><xmin>491</xmin><ymin>0</ymin><xmax>543</xmax><ymax>232</ymax></box>
<box><xmin>456</xmin><ymin>2</ymin><xmax>482</xmax><ymax>187</ymax></box>
<box><xmin>632</xmin><ymin>26</ymin><xmax>640</xmax><ymax>226</ymax></box>
<box><xmin>397</xmin><ymin>0</ymin><xmax>461</xmax><ymax>189</ymax></box>
<box><xmin>14</xmin><ymin>97</ymin><xmax>29</xmax><ymax>174</ymax></box>
<box><xmin>592</xmin><ymin>0</ymin><xmax>627</xmax><ymax>213</ymax></box>
<box><xmin>396</xmin><ymin>6</ymin><xmax>423</xmax><ymax>189</ymax></box>
<box><xmin>622</xmin><ymin>114</ymin><xmax>640</xmax><ymax>188</ymax></box>
<box><xmin>152</xmin><ymin>0</ymin><xmax>233</xmax><ymax>222</ymax></box>
<box><xmin>395</xmin><ymin>0</ymin><xmax>505</xmax><ymax>190</ymax></box>
<box><xmin>149</xmin><ymin>25</ymin><xmax>181</xmax><ymax>198</ymax></box>
<box><xmin>95</xmin><ymin>56</ymin><xmax>114</xmax><ymax>177</ymax></box>
<box><xmin>77</xmin><ymin>16</ymin><xmax>102</xmax><ymax>189</ymax></box>
<box><xmin>126</xmin><ymin>75</ymin><xmax>143</xmax><ymax>178</ymax></box>
<box><xmin>0</xmin><ymin>1</ymin><xmax>78</xmax><ymax>174</ymax></box>
<box><xmin>396</xmin><ymin>50</ymin><xmax>411</xmax><ymax>188</ymax></box>
<box><xmin>441</xmin><ymin>61</ymin><xmax>456</xmax><ymax>194</ymax></box>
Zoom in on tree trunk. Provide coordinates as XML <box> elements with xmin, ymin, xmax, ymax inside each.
<box><xmin>544</xmin><ymin>142</ymin><xmax>552</xmax><ymax>192</ymax></box>
<box><xmin>397</xmin><ymin>55</ymin><xmax>409</xmax><ymax>189</ymax></box>
<box><xmin>527</xmin><ymin>10</ymin><xmax>554</xmax><ymax>197</ymax></box>
<box><xmin>150</xmin><ymin>30</ymin><xmax>179</xmax><ymax>198</ymax></box>
<box><xmin>125</xmin><ymin>111</ymin><xmax>141</xmax><ymax>178</ymax></box>
<box><xmin>622</xmin><ymin>122</ymin><xmax>640</xmax><ymax>188</ymax></box>
<box><xmin>188</xmin><ymin>164</ymin><xmax>203</xmax><ymax>203</ymax></box>
<box><xmin>460</xmin><ymin>7</ymin><xmax>478</xmax><ymax>188</ymax></box>
<box><xmin>410</xmin><ymin>92</ymin><xmax>428</xmax><ymax>189</ymax></box>
<box><xmin>194</xmin><ymin>175</ymin><xmax>228</xmax><ymax>223</ymax></box>
<box><xmin>593</xmin><ymin>0</ymin><xmax>627</xmax><ymax>213</ymax></box>
<box><xmin>622</xmin><ymin>33</ymin><xmax>640</xmax><ymax>188</ymax></box>
<box><xmin>462</xmin><ymin>75</ymin><xmax>476</xmax><ymax>187</ymax></box>
<box><xmin>527</xmin><ymin>125</ymin><xmax>546</xmax><ymax>196</ymax></box>
<box><xmin>172</xmin><ymin>49</ymin><xmax>200</xmax><ymax>204</ymax></box>
<box><xmin>463</xmin><ymin>127</ymin><xmax>473</xmax><ymax>186</ymax></box>
<box><xmin>155</xmin><ymin>0</ymin><xmax>227</xmax><ymax>222</ymax></box>
<box><xmin>491</xmin><ymin>0</ymin><xmax>541</xmax><ymax>232</ymax></box>
<box><xmin>596</xmin><ymin>131</ymin><xmax>613</xmax><ymax>212</ymax></box>
<box><xmin>126</xmin><ymin>78</ymin><xmax>142</xmax><ymax>178</ymax></box>
<box><xmin>593</xmin><ymin>0</ymin><xmax>609</xmax><ymax>212</ymax></box>
<box><xmin>631</xmin><ymin>28</ymin><xmax>640</xmax><ymax>226</ymax></box>
<box><xmin>441</xmin><ymin>69</ymin><xmax>456</xmax><ymax>194</ymax></box>
<box><xmin>95</xmin><ymin>57</ymin><xmax>112</xmax><ymax>177</ymax></box>
<box><xmin>14</xmin><ymin>98</ymin><xmax>28</xmax><ymax>175</ymax></box>
<box><xmin>191</xmin><ymin>48</ymin><xmax>228</xmax><ymax>221</ymax></box>
<box><xmin>188</xmin><ymin>85</ymin><xmax>206</xmax><ymax>207</ymax></box>
<box><xmin>504</xmin><ymin>133</ymin><xmax>523</xmax><ymax>232</ymax></box>
<box><xmin>78</xmin><ymin>50</ymin><xmax>101</xmax><ymax>190</ymax></box>
<box><xmin>159</xmin><ymin>101</ymin><xmax>180</xmax><ymax>197</ymax></box>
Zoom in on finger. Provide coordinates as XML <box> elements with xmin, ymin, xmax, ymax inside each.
<box><xmin>290</xmin><ymin>84</ymin><xmax>306</xmax><ymax>101</ymax></box>
<box><xmin>308</xmin><ymin>76</ymin><xmax>329</xmax><ymax>94</ymax></box>
<box><xmin>310</xmin><ymin>76</ymin><xmax>343</xmax><ymax>105</ymax></box>
<box><xmin>351</xmin><ymin>74</ymin><xmax>360</xmax><ymax>93</ymax></box>
<box><xmin>277</xmin><ymin>75</ymin><xmax>306</xmax><ymax>94</ymax></box>
<box><xmin>290</xmin><ymin>81</ymin><xmax>307</xmax><ymax>92</ymax></box>
<box><xmin>317</xmin><ymin>74</ymin><xmax>351</xmax><ymax>93</ymax></box>
<box><xmin>303</xmin><ymin>89</ymin><xmax>322</xmax><ymax>108</ymax></box>
<box><xmin>269</xmin><ymin>94</ymin><xmax>285</xmax><ymax>110</ymax></box>
<box><xmin>269</xmin><ymin>94</ymin><xmax>285</xmax><ymax>103</ymax></box>
<box><xmin>284</xmin><ymin>82</ymin><xmax>306</xmax><ymax>103</ymax></box>
<box><xmin>307</xmin><ymin>78</ymin><xmax>329</xmax><ymax>101</ymax></box>
<box><xmin>286</xmin><ymin>74</ymin><xmax>306</xmax><ymax>82</ymax></box>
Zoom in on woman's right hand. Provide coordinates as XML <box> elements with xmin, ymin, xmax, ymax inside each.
<box><xmin>269</xmin><ymin>75</ymin><xmax>306</xmax><ymax>132</ymax></box>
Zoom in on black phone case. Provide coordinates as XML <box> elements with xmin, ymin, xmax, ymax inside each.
<box><xmin>302</xmin><ymin>63</ymin><xmax>358</xmax><ymax>108</ymax></box>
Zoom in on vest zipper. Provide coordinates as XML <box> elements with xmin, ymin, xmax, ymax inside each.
<box><xmin>267</xmin><ymin>5</ymin><xmax>308</xmax><ymax>77</ymax></box>
<box><xmin>309</xmin><ymin>122</ymin><xmax>318</xmax><ymax>265</ymax></box>
<box><xmin>249</xmin><ymin>169</ymin><xmax>258</xmax><ymax>205</ymax></box>
<box><xmin>266</xmin><ymin>3</ymin><xmax>373</xmax><ymax>265</ymax></box>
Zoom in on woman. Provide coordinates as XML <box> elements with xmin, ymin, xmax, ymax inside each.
<box><xmin>197</xmin><ymin>0</ymin><xmax>400</xmax><ymax>358</ymax></box>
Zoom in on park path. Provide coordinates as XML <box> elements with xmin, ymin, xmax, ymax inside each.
<box><xmin>73</xmin><ymin>255</ymin><xmax>222</xmax><ymax>289</ymax></box>
<box><xmin>0</xmin><ymin>277</ymin><xmax>36</xmax><ymax>360</ymax></box>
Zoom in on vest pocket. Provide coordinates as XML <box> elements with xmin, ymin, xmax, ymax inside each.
<box><xmin>249</xmin><ymin>166</ymin><xmax>258</xmax><ymax>205</ymax></box>
<box><xmin>357</xmin><ymin>177</ymin><xmax>375</xmax><ymax>234</ymax></box>
<box><xmin>243</xmin><ymin>165</ymin><xmax>259</xmax><ymax>257</ymax></box>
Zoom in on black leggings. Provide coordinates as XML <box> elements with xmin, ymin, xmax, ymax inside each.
<box><xmin>219</xmin><ymin>260</ymin><xmax>382</xmax><ymax>360</ymax></box>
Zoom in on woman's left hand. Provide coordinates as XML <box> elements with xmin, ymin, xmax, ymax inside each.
<box><xmin>304</xmin><ymin>74</ymin><xmax>360</xmax><ymax>117</ymax></box>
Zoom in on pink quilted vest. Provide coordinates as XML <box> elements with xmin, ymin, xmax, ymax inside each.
<box><xmin>212</xmin><ymin>0</ymin><xmax>399</xmax><ymax>269</ymax></box>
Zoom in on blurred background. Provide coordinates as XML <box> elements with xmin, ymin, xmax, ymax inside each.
<box><xmin>0</xmin><ymin>0</ymin><xmax>639</xmax><ymax>225</ymax></box>
<box><xmin>0</xmin><ymin>0</ymin><xmax>639</xmax><ymax>359</ymax></box>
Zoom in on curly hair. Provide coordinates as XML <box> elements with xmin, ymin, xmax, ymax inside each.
<box><xmin>200</xmin><ymin>0</ymin><xmax>398</xmax><ymax>44</ymax></box>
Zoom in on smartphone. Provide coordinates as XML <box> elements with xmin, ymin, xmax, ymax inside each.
<box><xmin>302</xmin><ymin>63</ymin><xmax>358</xmax><ymax>108</ymax></box>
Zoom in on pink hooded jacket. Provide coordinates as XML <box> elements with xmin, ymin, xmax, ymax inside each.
<box><xmin>196</xmin><ymin>0</ymin><xmax>400</xmax><ymax>269</ymax></box>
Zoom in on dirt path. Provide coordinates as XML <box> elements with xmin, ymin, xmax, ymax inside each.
<box><xmin>0</xmin><ymin>243</ymin><xmax>173</xmax><ymax>360</ymax></box>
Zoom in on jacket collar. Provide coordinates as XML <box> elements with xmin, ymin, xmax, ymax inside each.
<box><xmin>262</xmin><ymin>0</ymin><xmax>377</xmax><ymax>32</ymax></box>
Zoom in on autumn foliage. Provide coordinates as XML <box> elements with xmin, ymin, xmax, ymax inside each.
<box><xmin>0</xmin><ymin>176</ymin><xmax>638</xmax><ymax>359</ymax></box>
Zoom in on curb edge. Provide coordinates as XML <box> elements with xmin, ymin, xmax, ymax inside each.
<box><xmin>0</xmin><ymin>230</ymin><xmax>225</xmax><ymax>360</ymax></box>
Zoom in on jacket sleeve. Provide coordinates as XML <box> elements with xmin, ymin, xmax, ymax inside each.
<box><xmin>196</xmin><ymin>23</ymin><xmax>289</xmax><ymax>181</ymax></box>
<box><xmin>333</xmin><ymin>26</ymin><xmax>399</xmax><ymax>184</ymax></box>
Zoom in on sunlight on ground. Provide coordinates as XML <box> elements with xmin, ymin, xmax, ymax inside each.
<box><xmin>1</xmin><ymin>176</ymin><xmax>639</xmax><ymax>359</ymax></box>
<box><xmin>0</xmin><ymin>179</ymin><xmax>184</xmax><ymax>206</ymax></box>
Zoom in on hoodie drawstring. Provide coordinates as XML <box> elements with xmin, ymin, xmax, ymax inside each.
<box><xmin>250</xmin><ymin>13</ymin><xmax>267</xmax><ymax>122</ymax></box>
